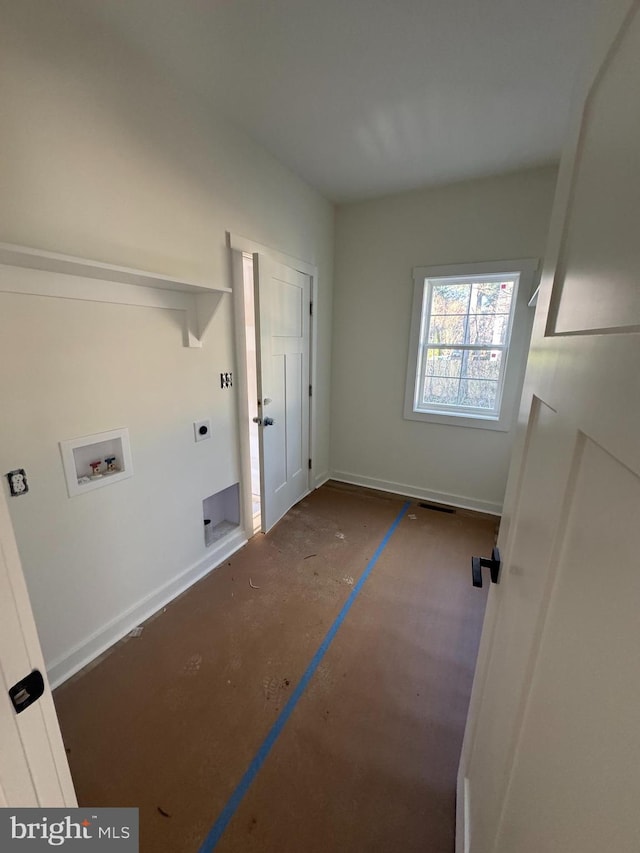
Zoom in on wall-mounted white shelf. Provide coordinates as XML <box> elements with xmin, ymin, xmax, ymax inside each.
<box><xmin>0</xmin><ymin>242</ymin><xmax>231</xmax><ymax>347</ymax></box>
<box><xmin>60</xmin><ymin>428</ymin><xmax>133</xmax><ymax>497</ymax></box>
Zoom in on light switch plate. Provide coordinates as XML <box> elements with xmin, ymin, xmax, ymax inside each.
<box><xmin>194</xmin><ymin>419</ymin><xmax>211</xmax><ymax>442</ymax></box>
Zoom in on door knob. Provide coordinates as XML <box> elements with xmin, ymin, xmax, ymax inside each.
<box><xmin>252</xmin><ymin>417</ymin><xmax>262</xmax><ymax>425</ymax></box>
<box><xmin>263</xmin><ymin>417</ymin><xmax>275</xmax><ymax>427</ymax></box>
<box><xmin>471</xmin><ymin>547</ymin><xmax>501</xmax><ymax>587</ymax></box>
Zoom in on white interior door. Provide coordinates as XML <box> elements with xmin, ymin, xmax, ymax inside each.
<box><xmin>458</xmin><ymin>1</ymin><xmax>640</xmax><ymax>851</ymax></box>
<box><xmin>0</xmin><ymin>484</ymin><xmax>76</xmax><ymax>806</ymax></box>
<box><xmin>254</xmin><ymin>254</ymin><xmax>310</xmax><ymax>532</ymax></box>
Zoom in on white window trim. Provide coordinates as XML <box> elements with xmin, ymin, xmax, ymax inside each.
<box><xmin>404</xmin><ymin>258</ymin><xmax>539</xmax><ymax>431</ymax></box>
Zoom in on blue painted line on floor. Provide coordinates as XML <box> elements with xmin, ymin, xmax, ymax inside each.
<box><xmin>197</xmin><ymin>500</ymin><xmax>411</xmax><ymax>852</ymax></box>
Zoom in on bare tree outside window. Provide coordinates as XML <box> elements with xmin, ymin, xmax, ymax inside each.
<box><xmin>416</xmin><ymin>276</ymin><xmax>517</xmax><ymax>415</ymax></box>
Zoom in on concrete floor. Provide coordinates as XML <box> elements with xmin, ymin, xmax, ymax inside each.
<box><xmin>54</xmin><ymin>483</ymin><xmax>494</xmax><ymax>852</ymax></box>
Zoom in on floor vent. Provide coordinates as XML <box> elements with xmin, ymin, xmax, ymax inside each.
<box><xmin>419</xmin><ymin>502</ymin><xmax>456</xmax><ymax>514</ymax></box>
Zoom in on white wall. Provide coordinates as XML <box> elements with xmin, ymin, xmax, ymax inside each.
<box><xmin>330</xmin><ymin>167</ymin><xmax>558</xmax><ymax>514</ymax></box>
<box><xmin>0</xmin><ymin>1</ymin><xmax>333</xmax><ymax>684</ymax></box>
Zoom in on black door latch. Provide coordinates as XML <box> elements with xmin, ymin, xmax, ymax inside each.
<box><xmin>9</xmin><ymin>669</ymin><xmax>45</xmax><ymax>714</ymax></box>
<box><xmin>472</xmin><ymin>547</ymin><xmax>501</xmax><ymax>587</ymax></box>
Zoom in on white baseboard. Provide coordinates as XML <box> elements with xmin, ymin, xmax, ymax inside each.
<box><xmin>456</xmin><ymin>775</ymin><xmax>470</xmax><ymax>853</ymax></box>
<box><xmin>47</xmin><ymin>529</ymin><xmax>247</xmax><ymax>688</ymax></box>
<box><xmin>314</xmin><ymin>470</ymin><xmax>330</xmax><ymax>489</ymax></box>
<box><xmin>329</xmin><ymin>470</ymin><xmax>502</xmax><ymax>516</ymax></box>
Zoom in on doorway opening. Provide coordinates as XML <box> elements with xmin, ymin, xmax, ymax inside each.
<box><xmin>230</xmin><ymin>235</ymin><xmax>317</xmax><ymax>537</ymax></box>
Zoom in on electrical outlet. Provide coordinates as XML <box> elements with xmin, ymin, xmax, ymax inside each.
<box><xmin>220</xmin><ymin>372</ymin><xmax>233</xmax><ymax>389</ymax></box>
<box><xmin>6</xmin><ymin>469</ymin><xmax>28</xmax><ymax>496</ymax></box>
<box><xmin>194</xmin><ymin>419</ymin><xmax>211</xmax><ymax>442</ymax></box>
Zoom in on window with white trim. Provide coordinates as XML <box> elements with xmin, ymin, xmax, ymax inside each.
<box><xmin>404</xmin><ymin>259</ymin><xmax>537</xmax><ymax>430</ymax></box>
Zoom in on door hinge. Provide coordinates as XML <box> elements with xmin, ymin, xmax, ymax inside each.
<box><xmin>308</xmin><ymin>459</ymin><xmax>312</xmax><ymax>470</ymax></box>
<box><xmin>309</xmin><ymin>384</ymin><xmax>312</xmax><ymax>397</ymax></box>
<box><xmin>309</xmin><ymin>301</ymin><xmax>313</xmax><ymax>317</ymax></box>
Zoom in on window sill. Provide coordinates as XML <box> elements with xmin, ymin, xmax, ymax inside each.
<box><xmin>403</xmin><ymin>407</ymin><xmax>511</xmax><ymax>431</ymax></box>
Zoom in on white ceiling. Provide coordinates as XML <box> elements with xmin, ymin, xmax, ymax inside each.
<box><xmin>93</xmin><ymin>0</ymin><xmax>598</xmax><ymax>203</ymax></box>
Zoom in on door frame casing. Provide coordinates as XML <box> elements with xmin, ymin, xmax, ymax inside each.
<box><xmin>227</xmin><ymin>232</ymin><xmax>318</xmax><ymax>538</ymax></box>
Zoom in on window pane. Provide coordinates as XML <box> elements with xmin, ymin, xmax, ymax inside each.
<box><xmin>421</xmin><ymin>376</ymin><xmax>460</xmax><ymax>407</ymax></box>
<box><xmin>428</xmin><ymin>314</ymin><xmax>466</xmax><ymax>345</ymax></box>
<box><xmin>469</xmin><ymin>280</ymin><xmax>514</xmax><ymax>314</ymax></box>
<box><xmin>424</xmin><ymin>348</ymin><xmax>463</xmax><ymax>378</ymax></box>
<box><xmin>431</xmin><ymin>282</ymin><xmax>470</xmax><ymax>315</ymax></box>
<box><xmin>462</xmin><ymin>349</ymin><xmax>502</xmax><ymax>381</ymax></box>
<box><xmin>459</xmin><ymin>379</ymin><xmax>499</xmax><ymax>410</ymax></box>
<box><xmin>466</xmin><ymin>313</ymin><xmax>509</xmax><ymax>345</ymax></box>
